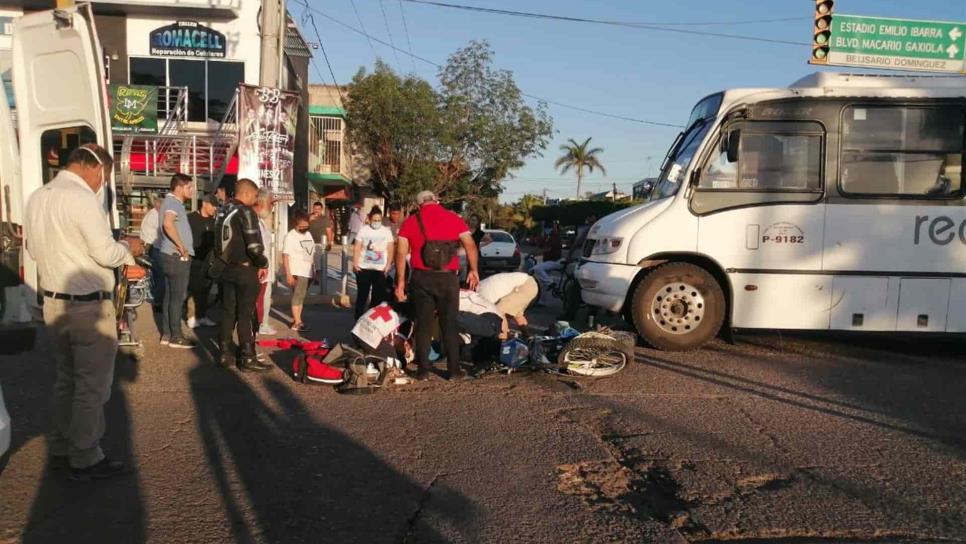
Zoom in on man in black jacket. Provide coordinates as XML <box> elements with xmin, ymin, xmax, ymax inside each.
<box><xmin>214</xmin><ymin>179</ymin><xmax>271</xmax><ymax>372</ymax></box>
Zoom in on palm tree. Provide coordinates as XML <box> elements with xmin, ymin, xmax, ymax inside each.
<box><xmin>555</xmin><ymin>137</ymin><xmax>607</xmax><ymax>199</ymax></box>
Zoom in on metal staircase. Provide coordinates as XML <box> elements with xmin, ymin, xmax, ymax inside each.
<box><xmin>114</xmin><ymin>87</ymin><xmax>239</xmax><ymax>193</ymax></box>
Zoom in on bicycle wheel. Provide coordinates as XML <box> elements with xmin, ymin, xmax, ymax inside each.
<box><xmin>557</xmin><ymin>334</ymin><xmax>627</xmax><ymax>377</ymax></box>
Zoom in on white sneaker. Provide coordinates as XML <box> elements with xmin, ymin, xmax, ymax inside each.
<box><xmin>258</xmin><ymin>324</ymin><xmax>278</xmax><ymax>336</ymax></box>
<box><xmin>199</xmin><ymin>317</ymin><xmax>217</xmax><ymax>327</ymax></box>
<box><xmin>186</xmin><ymin>317</ymin><xmax>199</xmax><ymax>329</ymax></box>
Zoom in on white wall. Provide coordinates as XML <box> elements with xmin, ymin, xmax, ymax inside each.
<box><xmin>124</xmin><ymin>0</ymin><xmax>261</xmax><ymax>84</ymax></box>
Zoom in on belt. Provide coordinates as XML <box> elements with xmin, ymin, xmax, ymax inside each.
<box><xmin>43</xmin><ymin>290</ymin><xmax>113</xmax><ymax>302</ymax></box>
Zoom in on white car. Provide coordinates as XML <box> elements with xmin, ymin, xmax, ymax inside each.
<box><xmin>0</xmin><ymin>382</ymin><xmax>9</xmax><ymax>458</ymax></box>
<box><xmin>479</xmin><ymin>229</ymin><xmax>521</xmax><ymax>273</ymax></box>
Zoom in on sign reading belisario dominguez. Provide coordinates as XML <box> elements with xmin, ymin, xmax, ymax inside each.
<box><xmin>828</xmin><ymin>14</ymin><xmax>966</xmax><ymax>73</ymax></box>
<box><xmin>149</xmin><ymin>21</ymin><xmax>226</xmax><ymax>58</ymax></box>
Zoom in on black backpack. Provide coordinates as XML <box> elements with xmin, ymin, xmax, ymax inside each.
<box><xmin>415</xmin><ymin>210</ymin><xmax>458</xmax><ymax>270</ymax></box>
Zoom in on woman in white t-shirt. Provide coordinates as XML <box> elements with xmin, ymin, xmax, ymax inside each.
<box><xmin>352</xmin><ymin>206</ymin><xmax>395</xmax><ymax>319</ymax></box>
<box><xmin>283</xmin><ymin>211</ymin><xmax>316</xmax><ymax>332</ymax></box>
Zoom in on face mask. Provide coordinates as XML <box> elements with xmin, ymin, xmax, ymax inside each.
<box><xmin>370</xmin><ymin>221</ymin><xmax>383</xmax><ymax>229</ymax></box>
<box><xmin>297</xmin><ymin>227</ymin><xmax>309</xmax><ymax>234</ymax></box>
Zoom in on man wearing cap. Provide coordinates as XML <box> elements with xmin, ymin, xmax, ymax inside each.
<box><xmin>394</xmin><ymin>191</ymin><xmax>480</xmax><ymax>381</ymax></box>
<box><xmin>24</xmin><ymin>143</ymin><xmax>145</xmax><ymax>480</ymax></box>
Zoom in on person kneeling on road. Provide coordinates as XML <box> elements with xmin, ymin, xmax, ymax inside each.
<box><xmin>477</xmin><ymin>272</ymin><xmax>539</xmax><ymax>329</ymax></box>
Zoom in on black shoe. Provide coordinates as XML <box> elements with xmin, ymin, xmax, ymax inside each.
<box><xmin>167</xmin><ymin>337</ymin><xmax>196</xmax><ymax>349</ymax></box>
<box><xmin>414</xmin><ymin>370</ymin><xmax>431</xmax><ymax>381</ymax></box>
<box><xmin>217</xmin><ymin>342</ymin><xmax>234</xmax><ymax>368</ymax></box>
<box><xmin>69</xmin><ymin>457</ymin><xmax>126</xmax><ymax>481</ymax></box>
<box><xmin>251</xmin><ymin>355</ymin><xmax>274</xmax><ymax>371</ymax></box>
<box><xmin>237</xmin><ymin>358</ymin><xmax>271</xmax><ymax>373</ymax></box>
<box><xmin>448</xmin><ymin>370</ymin><xmax>467</xmax><ymax>381</ymax></box>
<box><xmin>50</xmin><ymin>455</ymin><xmax>70</xmax><ymax>471</ymax></box>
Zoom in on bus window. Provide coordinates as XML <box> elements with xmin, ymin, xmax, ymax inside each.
<box><xmin>698</xmin><ymin>124</ymin><xmax>822</xmax><ymax>192</ymax></box>
<box><xmin>841</xmin><ymin>106</ymin><xmax>964</xmax><ymax>197</ymax></box>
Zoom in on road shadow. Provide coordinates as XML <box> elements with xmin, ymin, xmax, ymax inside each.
<box><xmin>189</xmin><ymin>351</ymin><xmax>479</xmax><ymax>542</ymax></box>
<box><xmin>0</xmin><ymin>308</ymin><xmax>146</xmax><ymax>543</ymax></box>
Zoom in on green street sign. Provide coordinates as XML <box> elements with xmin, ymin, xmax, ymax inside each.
<box><xmin>823</xmin><ymin>14</ymin><xmax>966</xmax><ymax>73</ymax></box>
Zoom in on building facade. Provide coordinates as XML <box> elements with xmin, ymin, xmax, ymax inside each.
<box><xmin>0</xmin><ymin>0</ymin><xmax>312</xmax><ymax>231</ymax></box>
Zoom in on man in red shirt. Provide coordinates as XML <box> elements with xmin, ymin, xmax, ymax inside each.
<box><xmin>395</xmin><ymin>191</ymin><xmax>480</xmax><ymax>380</ymax></box>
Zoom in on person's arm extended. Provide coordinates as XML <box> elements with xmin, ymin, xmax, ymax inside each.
<box><xmin>395</xmin><ymin>237</ymin><xmax>410</xmax><ymax>300</ymax></box>
<box><xmin>460</xmin><ymin>232</ymin><xmax>479</xmax><ymax>290</ymax></box>
<box><xmin>78</xmin><ymin>196</ymin><xmax>135</xmax><ymax>268</ymax></box>
<box><xmin>283</xmin><ymin>252</ymin><xmax>295</xmax><ymax>287</ymax></box>
<box><xmin>385</xmin><ymin>240</ymin><xmax>395</xmax><ymax>274</ymax></box>
<box><xmin>352</xmin><ymin>238</ymin><xmax>363</xmax><ymax>271</ymax></box>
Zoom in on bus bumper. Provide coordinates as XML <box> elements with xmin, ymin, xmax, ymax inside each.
<box><xmin>577</xmin><ymin>261</ymin><xmax>639</xmax><ymax>313</ymax></box>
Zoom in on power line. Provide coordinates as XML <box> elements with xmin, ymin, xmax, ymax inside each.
<box><xmin>400</xmin><ymin>0</ymin><xmax>808</xmax><ymax>47</ymax></box>
<box><xmin>298</xmin><ymin>0</ymin><xmax>347</xmax><ymax>102</ymax></box>
<box><xmin>304</xmin><ymin>4</ymin><xmax>683</xmax><ymax>128</ymax></box>
<box><xmin>397</xmin><ymin>0</ymin><xmax>418</xmax><ymax>73</ymax></box>
<box><xmin>347</xmin><ymin>0</ymin><xmax>376</xmax><ymax>54</ymax></box>
<box><xmin>378</xmin><ymin>0</ymin><xmax>404</xmax><ymax>71</ymax></box>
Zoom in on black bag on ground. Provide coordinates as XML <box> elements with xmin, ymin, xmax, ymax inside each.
<box><xmin>415</xmin><ymin>211</ymin><xmax>457</xmax><ymax>270</ymax></box>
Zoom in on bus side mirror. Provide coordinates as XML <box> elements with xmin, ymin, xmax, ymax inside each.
<box><xmin>725</xmin><ymin>129</ymin><xmax>740</xmax><ymax>163</ymax></box>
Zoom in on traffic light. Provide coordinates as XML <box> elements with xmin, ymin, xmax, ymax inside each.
<box><xmin>812</xmin><ymin>0</ymin><xmax>834</xmax><ymax>63</ymax></box>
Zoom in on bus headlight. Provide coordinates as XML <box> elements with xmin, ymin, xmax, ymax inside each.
<box><xmin>591</xmin><ymin>237</ymin><xmax>623</xmax><ymax>255</ymax></box>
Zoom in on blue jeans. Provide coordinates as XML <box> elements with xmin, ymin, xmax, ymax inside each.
<box><xmin>161</xmin><ymin>253</ymin><xmax>191</xmax><ymax>340</ymax></box>
<box><xmin>148</xmin><ymin>246</ymin><xmax>165</xmax><ymax>305</ymax></box>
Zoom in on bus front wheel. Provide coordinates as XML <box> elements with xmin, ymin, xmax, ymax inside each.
<box><xmin>631</xmin><ymin>263</ymin><xmax>725</xmax><ymax>351</ymax></box>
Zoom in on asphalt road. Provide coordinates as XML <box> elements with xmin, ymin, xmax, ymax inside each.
<box><xmin>1</xmin><ymin>298</ymin><xmax>964</xmax><ymax>543</ymax></box>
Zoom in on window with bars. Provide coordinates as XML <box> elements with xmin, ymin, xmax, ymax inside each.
<box><xmin>309</xmin><ymin>115</ymin><xmax>344</xmax><ymax>174</ymax></box>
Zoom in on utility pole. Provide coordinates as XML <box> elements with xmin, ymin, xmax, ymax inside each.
<box><xmin>259</xmin><ymin>0</ymin><xmax>283</xmax><ymax>87</ymax></box>
<box><xmin>542</xmin><ymin>188</ymin><xmax>547</xmax><ymax>205</ymax></box>
<box><xmin>259</xmin><ymin>0</ymin><xmax>289</xmax><ymax>294</ymax></box>
<box><xmin>612</xmin><ymin>182</ymin><xmax>617</xmax><ymax>202</ymax></box>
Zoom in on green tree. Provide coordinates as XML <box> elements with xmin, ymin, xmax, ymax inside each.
<box><xmin>555</xmin><ymin>137</ymin><xmax>606</xmax><ymax>199</ymax></box>
<box><xmin>343</xmin><ymin>60</ymin><xmax>440</xmax><ymax>206</ymax></box>
<box><xmin>436</xmin><ymin>41</ymin><xmax>554</xmax><ymax>202</ymax></box>
<box><xmin>344</xmin><ymin>43</ymin><xmax>554</xmax><ymax>207</ymax></box>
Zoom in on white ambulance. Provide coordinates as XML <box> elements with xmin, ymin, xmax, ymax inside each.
<box><xmin>578</xmin><ymin>72</ymin><xmax>966</xmax><ymax>350</ymax></box>
<box><xmin>0</xmin><ymin>4</ymin><xmax>116</xmax><ymax>353</ymax></box>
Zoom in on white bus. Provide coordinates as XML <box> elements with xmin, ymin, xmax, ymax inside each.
<box><xmin>577</xmin><ymin>72</ymin><xmax>966</xmax><ymax>350</ymax></box>
<box><xmin>0</xmin><ymin>5</ymin><xmax>116</xmax><ymax>351</ymax></box>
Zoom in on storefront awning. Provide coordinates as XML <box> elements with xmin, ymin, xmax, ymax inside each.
<box><xmin>308</xmin><ymin>172</ymin><xmax>351</xmax><ymax>190</ymax></box>
<box><xmin>308</xmin><ymin>105</ymin><xmax>346</xmax><ymax>117</ymax></box>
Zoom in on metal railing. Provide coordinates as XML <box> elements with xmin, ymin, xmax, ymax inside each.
<box><xmin>204</xmin><ymin>89</ymin><xmax>239</xmax><ymax>191</ymax></box>
<box><xmin>157</xmin><ymin>86</ymin><xmax>189</xmax><ymax>135</ymax></box>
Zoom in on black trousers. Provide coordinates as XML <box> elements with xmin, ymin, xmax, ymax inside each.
<box><xmin>355</xmin><ymin>269</ymin><xmax>389</xmax><ymax>319</ymax></box>
<box><xmin>411</xmin><ymin>270</ymin><xmax>461</xmax><ymax>375</ymax></box>
<box><xmin>188</xmin><ymin>259</ymin><xmax>211</xmax><ymax>320</ymax></box>
<box><xmin>220</xmin><ymin>265</ymin><xmax>260</xmax><ymax>354</ymax></box>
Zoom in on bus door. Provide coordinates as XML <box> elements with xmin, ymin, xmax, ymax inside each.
<box><xmin>824</xmin><ymin>104</ymin><xmax>966</xmax><ymax>332</ymax></box>
<box><xmin>12</xmin><ymin>4</ymin><xmax>114</xmax><ymax>305</ymax></box>
<box><xmin>692</xmin><ymin>120</ymin><xmax>829</xmax><ymax>329</ymax></box>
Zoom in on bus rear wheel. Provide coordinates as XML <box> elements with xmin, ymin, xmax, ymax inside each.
<box><xmin>631</xmin><ymin>263</ymin><xmax>725</xmax><ymax>351</ymax></box>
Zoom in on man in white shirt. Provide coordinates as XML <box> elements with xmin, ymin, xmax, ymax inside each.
<box><xmin>283</xmin><ymin>211</ymin><xmax>315</xmax><ymax>332</ymax></box>
<box><xmin>24</xmin><ymin>144</ymin><xmax>144</xmax><ymax>481</ymax></box>
<box><xmin>476</xmin><ymin>272</ymin><xmax>539</xmax><ymax>329</ymax></box>
<box><xmin>139</xmin><ymin>194</ymin><xmax>164</xmax><ymax>309</ymax></box>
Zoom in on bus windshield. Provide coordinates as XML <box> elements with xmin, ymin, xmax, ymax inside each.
<box><xmin>648</xmin><ymin>93</ymin><xmax>722</xmax><ymax>202</ymax></box>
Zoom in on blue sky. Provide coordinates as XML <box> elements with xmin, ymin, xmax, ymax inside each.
<box><xmin>297</xmin><ymin>0</ymin><xmax>966</xmax><ymax>202</ymax></box>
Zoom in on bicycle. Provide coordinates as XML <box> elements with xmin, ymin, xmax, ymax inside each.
<box><xmin>500</xmin><ymin>327</ymin><xmax>635</xmax><ymax>378</ymax></box>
